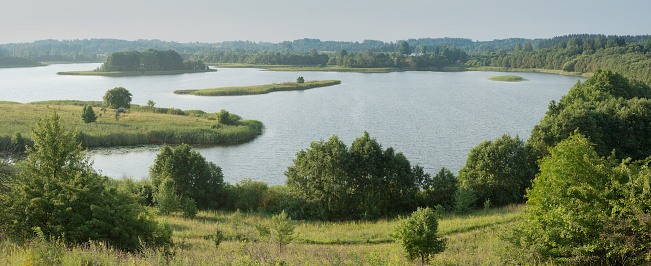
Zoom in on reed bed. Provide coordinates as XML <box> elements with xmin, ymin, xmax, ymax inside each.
<box><xmin>175</xmin><ymin>80</ymin><xmax>341</xmax><ymax>96</ymax></box>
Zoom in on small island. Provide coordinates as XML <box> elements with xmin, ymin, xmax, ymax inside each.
<box><xmin>57</xmin><ymin>49</ymin><xmax>216</xmax><ymax>76</ymax></box>
<box><xmin>175</xmin><ymin>79</ymin><xmax>342</xmax><ymax>96</ymax></box>
<box><xmin>488</xmin><ymin>75</ymin><xmax>527</xmax><ymax>82</ymax></box>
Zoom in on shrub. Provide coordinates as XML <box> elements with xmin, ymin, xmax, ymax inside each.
<box><xmin>0</xmin><ymin>112</ymin><xmax>172</xmax><ymax>251</ymax></box>
<box><xmin>453</xmin><ymin>187</ymin><xmax>477</xmax><ymax>214</ymax></box>
<box><xmin>270</xmin><ymin>210</ymin><xmax>295</xmax><ymax>253</ymax></box>
<box><xmin>392</xmin><ymin>207</ymin><xmax>446</xmax><ymax>264</ymax></box>
<box><xmin>296</xmin><ymin>76</ymin><xmax>305</xmax><ymax>83</ymax></box>
<box><xmin>514</xmin><ymin>133</ymin><xmax>651</xmax><ymax>264</ymax></box>
<box><xmin>81</xmin><ymin>105</ymin><xmax>97</xmax><ymax>123</ymax></box>
<box><xmin>181</xmin><ymin>197</ymin><xmax>198</xmax><ymax>219</ymax></box>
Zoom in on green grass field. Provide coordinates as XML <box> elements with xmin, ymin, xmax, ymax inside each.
<box><xmin>0</xmin><ymin>102</ymin><xmax>263</xmax><ymax>148</ymax></box>
<box><xmin>175</xmin><ymin>80</ymin><xmax>342</xmax><ymax>96</ymax></box>
<box><xmin>488</xmin><ymin>75</ymin><xmax>527</xmax><ymax>82</ymax></box>
<box><xmin>0</xmin><ymin>204</ymin><xmax>539</xmax><ymax>265</ymax></box>
<box><xmin>56</xmin><ymin>69</ymin><xmax>217</xmax><ymax>76</ymax></box>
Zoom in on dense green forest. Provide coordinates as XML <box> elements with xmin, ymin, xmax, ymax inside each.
<box><xmin>97</xmin><ymin>49</ymin><xmax>208</xmax><ymax>72</ymax></box>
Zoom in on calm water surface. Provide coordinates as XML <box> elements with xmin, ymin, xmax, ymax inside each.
<box><xmin>0</xmin><ymin>64</ymin><xmax>585</xmax><ymax>185</ymax></box>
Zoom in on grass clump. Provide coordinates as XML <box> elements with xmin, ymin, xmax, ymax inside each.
<box><xmin>175</xmin><ymin>80</ymin><xmax>341</xmax><ymax>96</ymax></box>
<box><xmin>488</xmin><ymin>75</ymin><xmax>527</xmax><ymax>81</ymax></box>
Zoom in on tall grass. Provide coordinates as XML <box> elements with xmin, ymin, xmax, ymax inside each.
<box><xmin>175</xmin><ymin>80</ymin><xmax>341</xmax><ymax>96</ymax></box>
<box><xmin>0</xmin><ymin>102</ymin><xmax>263</xmax><ymax>149</ymax></box>
<box><xmin>0</xmin><ymin>204</ymin><xmax>532</xmax><ymax>265</ymax></box>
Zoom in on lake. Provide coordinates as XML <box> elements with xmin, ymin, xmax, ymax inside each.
<box><xmin>0</xmin><ymin>63</ymin><xmax>585</xmax><ymax>185</ymax></box>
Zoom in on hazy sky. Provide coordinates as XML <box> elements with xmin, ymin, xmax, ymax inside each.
<box><xmin>2</xmin><ymin>0</ymin><xmax>649</xmax><ymax>44</ymax></box>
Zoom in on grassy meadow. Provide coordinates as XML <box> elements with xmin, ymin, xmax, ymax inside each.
<box><xmin>0</xmin><ymin>204</ymin><xmax>538</xmax><ymax>265</ymax></box>
<box><xmin>175</xmin><ymin>80</ymin><xmax>342</xmax><ymax>96</ymax></box>
<box><xmin>56</xmin><ymin>69</ymin><xmax>216</xmax><ymax>77</ymax></box>
<box><xmin>488</xmin><ymin>75</ymin><xmax>527</xmax><ymax>82</ymax></box>
<box><xmin>0</xmin><ymin>101</ymin><xmax>262</xmax><ymax>148</ymax></box>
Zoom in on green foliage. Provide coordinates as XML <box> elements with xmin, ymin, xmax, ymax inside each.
<box><xmin>80</xmin><ymin>105</ymin><xmax>97</xmax><ymax>123</ymax></box>
<box><xmin>0</xmin><ymin>112</ymin><xmax>172</xmax><ymax>251</ymax></box>
<box><xmin>232</xmin><ymin>178</ymin><xmax>270</xmax><ymax>211</ymax></box>
<box><xmin>514</xmin><ymin>133</ymin><xmax>651</xmax><ymax>264</ymax></box>
<box><xmin>458</xmin><ymin>134</ymin><xmax>538</xmax><ymax>207</ymax></box>
<box><xmin>154</xmin><ymin>176</ymin><xmax>181</xmax><ymax>215</ymax></box>
<box><xmin>529</xmin><ymin>69</ymin><xmax>651</xmax><ymax>160</ymax></box>
<box><xmin>270</xmin><ymin>210</ymin><xmax>295</xmax><ymax>253</ymax></box>
<box><xmin>150</xmin><ymin>144</ymin><xmax>224</xmax><ymax>209</ymax></box>
<box><xmin>453</xmin><ymin>187</ymin><xmax>477</xmax><ymax>214</ymax></box>
<box><xmin>398</xmin><ymin>41</ymin><xmax>411</xmax><ymax>55</ymax></box>
<box><xmin>147</xmin><ymin>99</ymin><xmax>155</xmax><ymax>108</ymax></box>
<box><xmin>217</xmin><ymin>109</ymin><xmax>232</xmax><ymax>125</ymax></box>
<box><xmin>97</xmin><ymin>49</ymin><xmax>202</xmax><ymax>72</ymax></box>
<box><xmin>419</xmin><ymin>167</ymin><xmax>458</xmax><ymax>210</ymax></box>
<box><xmin>181</xmin><ymin>197</ymin><xmax>198</xmax><ymax>219</ymax></box>
<box><xmin>286</xmin><ymin>132</ymin><xmax>424</xmax><ymax>220</ymax></box>
<box><xmin>296</xmin><ymin>76</ymin><xmax>304</xmax><ymax>83</ymax></box>
<box><xmin>103</xmin><ymin>87</ymin><xmax>132</xmax><ymax>109</ymax></box>
<box><xmin>392</xmin><ymin>207</ymin><xmax>446</xmax><ymax>264</ymax></box>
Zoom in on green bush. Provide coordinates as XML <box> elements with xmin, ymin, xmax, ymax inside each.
<box><xmin>453</xmin><ymin>187</ymin><xmax>477</xmax><ymax>214</ymax></box>
<box><xmin>80</xmin><ymin>105</ymin><xmax>97</xmax><ymax>123</ymax></box>
<box><xmin>514</xmin><ymin>133</ymin><xmax>651</xmax><ymax>264</ymax></box>
<box><xmin>458</xmin><ymin>134</ymin><xmax>538</xmax><ymax>207</ymax></box>
<box><xmin>103</xmin><ymin>87</ymin><xmax>132</xmax><ymax>109</ymax></box>
<box><xmin>392</xmin><ymin>207</ymin><xmax>446</xmax><ymax>264</ymax></box>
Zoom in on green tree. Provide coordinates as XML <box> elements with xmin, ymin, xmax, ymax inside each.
<box><xmin>419</xmin><ymin>167</ymin><xmax>458</xmax><ymax>210</ymax></box>
<box><xmin>149</xmin><ymin>144</ymin><xmax>224</xmax><ymax>209</ymax></box>
<box><xmin>154</xmin><ymin>176</ymin><xmax>181</xmax><ymax>215</ymax></box>
<box><xmin>458</xmin><ymin>134</ymin><xmax>537</xmax><ymax>207</ymax></box>
<box><xmin>270</xmin><ymin>210</ymin><xmax>295</xmax><ymax>253</ymax></box>
<box><xmin>399</xmin><ymin>41</ymin><xmax>411</xmax><ymax>55</ymax></box>
<box><xmin>286</xmin><ymin>132</ymin><xmax>423</xmax><ymax>220</ymax></box>
<box><xmin>147</xmin><ymin>99</ymin><xmax>156</xmax><ymax>108</ymax></box>
<box><xmin>392</xmin><ymin>207</ymin><xmax>446</xmax><ymax>264</ymax></box>
<box><xmin>513</xmin><ymin>133</ymin><xmax>651</xmax><ymax>264</ymax></box>
<box><xmin>296</xmin><ymin>76</ymin><xmax>305</xmax><ymax>84</ymax></box>
<box><xmin>217</xmin><ymin>109</ymin><xmax>232</xmax><ymax>125</ymax></box>
<box><xmin>80</xmin><ymin>105</ymin><xmax>97</xmax><ymax>123</ymax></box>
<box><xmin>0</xmin><ymin>112</ymin><xmax>171</xmax><ymax>251</ymax></box>
<box><xmin>103</xmin><ymin>87</ymin><xmax>132</xmax><ymax>109</ymax></box>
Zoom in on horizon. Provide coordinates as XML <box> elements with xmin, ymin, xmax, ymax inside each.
<box><xmin>2</xmin><ymin>0</ymin><xmax>649</xmax><ymax>45</ymax></box>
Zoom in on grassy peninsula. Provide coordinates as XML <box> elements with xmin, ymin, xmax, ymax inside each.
<box><xmin>0</xmin><ymin>101</ymin><xmax>262</xmax><ymax>148</ymax></box>
<box><xmin>488</xmin><ymin>75</ymin><xmax>527</xmax><ymax>82</ymax></box>
<box><xmin>175</xmin><ymin>80</ymin><xmax>341</xmax><ymax>96</ymax></box>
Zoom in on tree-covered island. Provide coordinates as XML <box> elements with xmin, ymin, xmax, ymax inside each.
<box><xmin>57</xmin><ymin>49</ymin><xmax>216</xmax><ymax>76</ymax></box>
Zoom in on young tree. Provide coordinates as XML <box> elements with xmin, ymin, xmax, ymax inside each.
<box><xmin>147</xmin><ymin>99</ymin><xmax>156</xmax><ymax>109</ymax></box>
<box><xmin>217</xmin><ymin>109</ymin><xmax>232</xmax><ymax>125</ymax></box>
<box><xmin>296</xmin><ymin>76</ymin><xmax>305</xmax><ymax>84</ymax></box>
<box><xmin>270</xmin><ymin>210</ymin><xmax>295</xmax><ymax>253</ymax></box>
<box><xmin>392</xmin><ymin>207</ymin><xmax>446</xmax><ymax>264</ymax></box>
<box><xmin>149</xmin><ymin>144</ymin><xmax>224</xmax><ymax>209</ymax></box>
<box><xmin>0</xmin><ymin>112</ymin><xmax>171</xmax><ymax>251</ymax></box>
<box><xmin>103</xmin><ymin>87</ymin><xmax>132</xmax><ymax>109</ymax></box>
<box><xmin>80</xmin><ymin>105</ymin><xmax>97</xmax><ymax>123</ymax></box>
<box><xmin>458</xmin><ymin>134</ymin><xmax>537</xmax><ymax>207</ymax></box>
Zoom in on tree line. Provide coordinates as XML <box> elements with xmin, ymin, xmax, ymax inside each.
<box><xmin>97</xmin><ymin>49</ymin><xmax>207</xmax><ymax>72</ymax></box>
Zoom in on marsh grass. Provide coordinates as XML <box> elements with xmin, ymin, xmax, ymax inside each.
<box><xmin>0</xmin><ymin>204</ymin><xmax>529</xmax><ymax>265</ymax></box>
<box><xmin>0</xmin><ymin>102</ymin><xmax>262</xmax><ymax>149</ymax></box>
<box><xmin>488</xmin><ymin>75</ymin><xmax>527</xmax><ymax>82</ymax></box>
<box><xmin>175</xmin><ymin>80</ymin><xmax>342</xmax><ymax>96</ymax></box>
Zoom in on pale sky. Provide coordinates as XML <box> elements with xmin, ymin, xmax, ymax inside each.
<box><xmin>1</xmin><ymin>0</ymin><xmax>649</xmax><ymax>44</ymax></box>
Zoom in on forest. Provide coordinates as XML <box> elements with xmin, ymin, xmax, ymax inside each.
<box><xmin>96</xmin><ymin>49</ymin><xmax>208</xmax><ymax>72</ymax></box>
